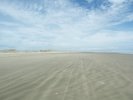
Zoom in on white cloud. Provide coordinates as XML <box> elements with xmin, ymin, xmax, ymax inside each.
<box><xmin>0</xmin><ymin>0</ymin><xmax>133</xmax><ymax>52</ymax></box>
<box><xmin>86</xmin><ymin>31</ymin><xmax>133</xmax><ymax>45</ymax></box>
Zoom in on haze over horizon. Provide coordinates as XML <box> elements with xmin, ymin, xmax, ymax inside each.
<box><xmin>0</xmin><ymin>0</ymin><xmax>133</xmax><ymax>53</ymax></box>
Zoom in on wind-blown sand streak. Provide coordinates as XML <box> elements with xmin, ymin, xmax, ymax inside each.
<box><xmin>0</xmin><ymin>53</ymin><xmax>133</xmax><ymax>100</ymax></box>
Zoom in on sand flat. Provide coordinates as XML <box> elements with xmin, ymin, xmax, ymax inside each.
<box><xmin>0</xmin><ymin>53</ymin><xmax>133</xmax><ymax>100</ymax></box>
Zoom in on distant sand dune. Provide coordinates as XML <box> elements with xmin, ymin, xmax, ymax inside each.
<box><xmin>0</xmin><ymin>53</ymin><xmax>133</xmax><ymax>100</ymax></box>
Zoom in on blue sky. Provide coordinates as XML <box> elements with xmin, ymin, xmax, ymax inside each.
<box><xmin>0</xmin><ymin>0</ymin><xmax>133</xmax><ymax>52</ymax></box>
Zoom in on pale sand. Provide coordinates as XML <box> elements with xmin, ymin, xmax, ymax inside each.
<box><xmin>0</xmin><ymin>52</ymin><xmax>133</xmax><ymax>100</ymax></box>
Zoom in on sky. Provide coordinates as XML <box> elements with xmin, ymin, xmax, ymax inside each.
<box><xmin>0</xmin><ymin>0</ymin><xmax>133</xmax><ymax>52</ymax></box>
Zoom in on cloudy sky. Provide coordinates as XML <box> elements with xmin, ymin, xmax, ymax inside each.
<box><xmin>0</xmin><ymin>0</ymin><xmax>133</xmax><ymax>52</ymax></box>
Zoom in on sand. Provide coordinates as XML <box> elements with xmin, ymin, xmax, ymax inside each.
<box><xmin>0</xmin><ymin>52</ymin><xmax>133</xmax><ymax>100</ymax></box>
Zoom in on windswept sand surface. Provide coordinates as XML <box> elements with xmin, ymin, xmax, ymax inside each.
<box><xmin>0</xmin><ymin>52</ymin><xmax>133</xmax><ymax>100</ymax></box>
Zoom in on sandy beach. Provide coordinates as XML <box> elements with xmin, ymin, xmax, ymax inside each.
<box><xmin>0</xmin><ymin>52</ymin><xmax>133</xmax><ymax>100</ymax></box>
